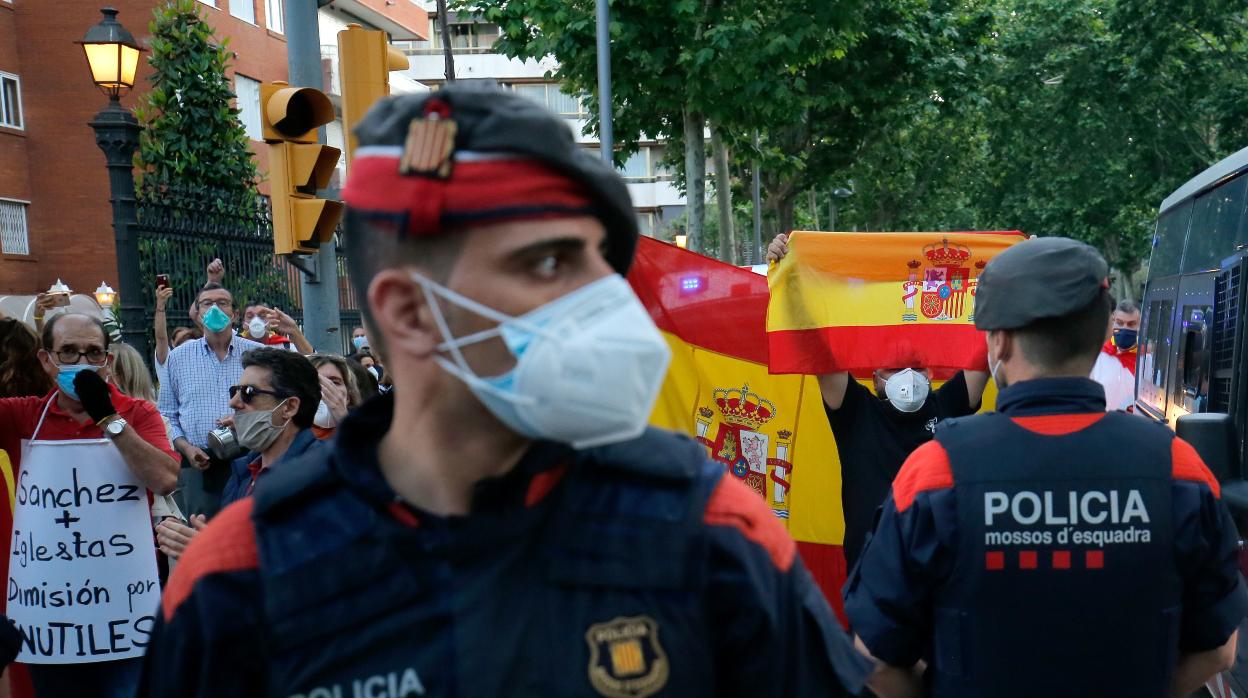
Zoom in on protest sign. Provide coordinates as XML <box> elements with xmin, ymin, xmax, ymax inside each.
<box><xmin>8</xmin><ymin>439</ymin><xmax>159</xmax><ymax>664</ymax></box>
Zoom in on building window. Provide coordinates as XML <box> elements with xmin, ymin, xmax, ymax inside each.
<box><xmin>0</xmin><ymin>73</ymin><xmax>22</xmax><ymax>130</ymax></box>
<box><xmin>0</xmin><ymin>199</ymin><xmax>29</xmax><ymax>255</ymax></box>
<box><xmin>619</xmin><ymin>150</ymin><xmax>647</xmax><ymax>179</ymax></box>
<box><xmin>265</xmin><ymin>0</ymin><xmax>282</xmax><ymax>33</ymax></box>
<box><xmin>235</xmin><ymin>74</ymin><xmax>262</xmax><ymax>141</ymax></box>
<box><xmin>509</xmin><ymin>82</ymin><xmax>587</xmax><ymax>119</ymax></box>
<box><xmin>198</xmin><ymin>0</ymin><xmax>217</xmax><ymax>7</ymax></box>
<box><xmin>229</xmin><ymin>0</ymin><xmax>255</xmax><ymax>24</ymax></box>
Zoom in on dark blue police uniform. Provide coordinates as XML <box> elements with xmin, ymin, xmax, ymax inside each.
<box><xmin>137</xmin><ymin>393</ymin><xmax>871</xmax><ymax>697</ymax></box>
<box><xmin>844</xmin><ymin>377</ymin><xmax>1248</xmax><ymax>697</ymax></box>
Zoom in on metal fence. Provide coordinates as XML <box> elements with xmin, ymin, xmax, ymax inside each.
<box><xmin>134</xmin><ymin>177</ymin><xmax>362</xmax><ymax>354</ymax></box>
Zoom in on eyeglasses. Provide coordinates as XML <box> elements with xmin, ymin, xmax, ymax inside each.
<box><xmin>228</xmin><ymin>384</ymin><xmax>287</xmax><ymax>404</ymax></box>
<box><xmin>197</xmin><ymin>299</ymin><xmax>233</xmax><ymax>310</ymax></box>
<box><xmin>53</xmin><ymin>348</ymin><xmax>108</xmax><ymax>365</ymax></box>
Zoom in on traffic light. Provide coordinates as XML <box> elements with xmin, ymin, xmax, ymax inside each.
<box><xmin>338</xmin><ymin>23</ymin><xmax>410</xmax><ymax>164</ymax></box>
<box><xmin>261</xmin><ymin>81</ymin><xmax>343</xmax><ymax>256</ymax></box>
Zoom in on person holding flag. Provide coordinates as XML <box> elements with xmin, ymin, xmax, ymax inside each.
<box><xmin>767</xmin><ymin>233</ymin><xmax>990</xmax><ymax>568</ymax></box>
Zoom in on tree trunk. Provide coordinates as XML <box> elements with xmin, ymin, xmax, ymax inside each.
<box><xmin>776</xmin><ymin>194</ymin><xmax>796</xmax><ymax>240</ymax></box>
<box><xmin>436</xmin><ymin>0</ymin><xmax>455</xmax><ymax>81</ymax></box>
<box><xmin>683</xmin><ymin>109</ymin><xmax>707</xmax><ymax>254</ymax></box>
<box><xmin>711</xmin><ymin>124</ymin><xmax>734</xmax><ymax>264</ymax></box>
<box><xmin>762</xmin><ymin>188</ymin><xmax>797</xmax><ymax>240</ymax></box>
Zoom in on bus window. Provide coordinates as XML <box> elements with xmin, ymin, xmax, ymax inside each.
<box><xmin>1182</xmin><ymin>173</ymin><xmax>1248</xmax><ymax>273</ymax></box>
<box><xmin>1149</xmin><ymin>201</ymin><xmax>1193</xmax><ymax>278</ymax></box>
<box><xmin>1138</xmin><ymin>298</ymin><xmax>1175</xmax><ymax>412</ymax></box>
<box><xmin>1174</xmin><ymin>305</ymin><xmax>1212</xmax><ymax>413</ymax></box>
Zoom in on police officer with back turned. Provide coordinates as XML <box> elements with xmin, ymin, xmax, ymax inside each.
<box><xmin>136</xmin><ymin>83</ymin><xmax>870</xmax><ymax>697</ymax></box>
<box><xmin>845</xmin><ymin>237</ymin><xmax>1248</xmax><ymax>698</ymax></box>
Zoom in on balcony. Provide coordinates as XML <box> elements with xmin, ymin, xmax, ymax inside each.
<box><xmin>320</xmin><ymin>0</ymin><xmax>429</xmax><ymax>40</ymax></box>
<box><xmin>403</xmin><ymin>51</ymin><xmax>555</xmax><ymax>83</ymax></box>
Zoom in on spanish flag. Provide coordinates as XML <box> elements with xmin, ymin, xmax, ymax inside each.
<box><xmin>627</xmin><ymin>238</ymin><xmax>850</xmax><ymax>616</ymax></box>
<box><xmin>767</xmin><ymin>231</ymin><xmax>1026</xmax><ymax>374</ymax></box>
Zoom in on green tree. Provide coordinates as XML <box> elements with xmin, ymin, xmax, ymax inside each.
<box><xmin>133</xmin><ymin>0</ymin><xmax>258</xmax><ymax>199</ymax></box>
<box><xmin>473</xmin><ymin>0</ymin><xmax>862</xmax><ymax>256</ymax></box>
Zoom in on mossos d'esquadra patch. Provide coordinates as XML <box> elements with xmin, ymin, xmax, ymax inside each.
<box><xmin>585</xmin><ymin>616</ymin><xmax>669</xmax><ymax>698</ymax></box>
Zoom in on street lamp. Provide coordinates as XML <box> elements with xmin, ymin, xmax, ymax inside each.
<box><xmin>79</xmin><ymin>7</ymin><xmax>149</xmax><ymax>358</ymax></box>
<box><xmin>93</xmin><ymin>282</ymin><xmax>117</xmax><ymax>308</ymax></box>
<box><xmin>829</xmin><ymin>187</ymin><xmax>853</xmax><ymax>232</ymax></box>
<box><xmin>78</xmin><ymin>8</ymin><xmax>142</xmax><ymax>101</ymax></box>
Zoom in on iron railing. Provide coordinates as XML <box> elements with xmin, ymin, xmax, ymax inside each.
<box><xmin>134</xmin><ymin>177</ymin><xmax>363</xmax><ymax>354</ymax></box>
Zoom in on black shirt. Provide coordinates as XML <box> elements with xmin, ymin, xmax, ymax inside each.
<box><xmin>827</xmin><ymin>371</ymin><xmax>976</xmax><ymax>567</ymax></box>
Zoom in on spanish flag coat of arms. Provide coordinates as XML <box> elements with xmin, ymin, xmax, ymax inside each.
<box><xmin>627</xmin><ymin>232</ymin><xmax>1021</xmax><ymax>617</ymax></box>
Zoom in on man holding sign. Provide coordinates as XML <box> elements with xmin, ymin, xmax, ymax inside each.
<box><xmin>0</xmin><ymin>314</ymin><xmax>178</xmax><ymax>698</ymax></box>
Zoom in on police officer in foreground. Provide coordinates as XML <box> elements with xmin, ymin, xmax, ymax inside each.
<box><xmin>137</xmin><ymin>84</ymin><xmax>871</xmax><ymax>697</ymax></box>
<box><xmin>844</xmin><ymin>237</ymin><xmax>1248</xmax><ymax>698</ymax></box>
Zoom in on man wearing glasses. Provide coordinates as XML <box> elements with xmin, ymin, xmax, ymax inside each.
<box><xmin>156</xmin><ymin>348</ymin><xmax>323</xmax><ymax>561</ymax></box>
<box><xmin>0</xmin><ymin>313</ymin><xmax>179</xmax><ymax>696</ymax></box>
<box><xmin>158</xmin><ymin>283</ymin><xmax>265</xmax><ymax>518</ymax></box>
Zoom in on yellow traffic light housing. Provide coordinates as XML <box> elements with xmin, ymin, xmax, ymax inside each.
<box><xmin>261</xmin><ymin>80</ymin><xmax>343</xmax><ymax>255</ymax></box>
<box><xmin>339</xmin><ymin>23</ymin><xmax>410</xmax><ymax>164</ymax></box>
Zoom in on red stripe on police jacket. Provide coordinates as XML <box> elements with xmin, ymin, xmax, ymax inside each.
<box><xmin>1172</xmin><ymin>437</ymin><xmax>1221</xmax><ymax>499</ymax></box>
<box><xmin>162</xmin><ymin>499</ymin><xmax>260</xmax><ymax>622</ymax></box>
<box><xmin>1010</xmin><ymin>413</ymin><xmax>1105</xmax><ymax>436</ymax></box>
<box><xmin>892</xmin><ymin>441</ymin><xmax>955</xmax><ymax>513</ymax></box>
<box><xmin>704</xmin><ymin>476</ymin><xmax>797</xmax><ymax>572</ymax></box>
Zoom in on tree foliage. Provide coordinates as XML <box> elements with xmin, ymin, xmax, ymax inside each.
<box><xmin>472</xmin><ymin>0</ymin><xmax>1248</xmax><ymax>275</ymax></box>
<box><xmin>133</xmin><ymin>0</ymin><xmax>258</xmax><ymax>198</ymax></box>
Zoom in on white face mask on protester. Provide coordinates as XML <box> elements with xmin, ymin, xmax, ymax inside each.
<box><xmin>313</xmin><ymin>399</ymin><xmax>336</xmax><ymax>429</ymax></box>
<box><xmin>883</xmin><ymin>368</ymin><xmax>930</xmax><ymax>413</ymax></box>
<box><xmin>413</xmin><ymin>272</ymin><xmax>671</xmax><ymax>449</ymax></box>
<box><xmin>248</xmin><ymin>317</ymin><xmax>268</xmax><ymax>340</ymax></box>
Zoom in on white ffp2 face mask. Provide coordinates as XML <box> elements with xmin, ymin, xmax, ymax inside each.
<box><xmin>414</xmin><ymin>273</ymin><xmax>672</xmax><ymax>449</ymax></box>
<box><xmin>884</xmin><ymin>368</ymin><xmax>930</xmax><ymax>413</ymax></box>
<box><xmin>313</xmin><ymin>399</ymin><xmax>336</xmax><ymax>429</ymax></box>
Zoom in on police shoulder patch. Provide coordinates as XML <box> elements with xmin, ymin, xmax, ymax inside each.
<box><xmin>585</xmin><ymin>615</ymin><xmax>669</xmax><ymax>698</ymax></box>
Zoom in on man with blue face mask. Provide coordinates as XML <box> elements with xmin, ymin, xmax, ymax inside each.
<box><xmin>157</xmin><ymin>283</ymin><xmax>265</xmax><ymax>519</ymax></box>
<box><xmin>0</xmin><ymin>313</ymin><xmax>178</xmax><ymax>697</ymax></box>
<box><xmin>138</xmin><ymin>84</ymin><xmax>870</xmax><ymax>698</ymax></box>
<box><xmin>1101</xmin><ymin>299</ymin><xmax>1140</xmax><ymax>375</ymax></box>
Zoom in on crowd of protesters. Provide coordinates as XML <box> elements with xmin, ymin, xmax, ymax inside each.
<box><xmin>0</xmin><ymin>258</ymin><xmax>381</xmax><ymax>698</ymax></box>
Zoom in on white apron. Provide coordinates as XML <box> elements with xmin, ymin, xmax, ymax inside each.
<box><xmin>7</xmin><ymin>395</ymin><xmax>161</xmax><ymax>664</ymax></box>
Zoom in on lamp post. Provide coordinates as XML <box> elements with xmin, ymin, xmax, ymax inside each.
<box><xmin>79</xmin><ymin>7</ymin><xmax>148</xmax><ymax>359</ymax></box>
<box><xmin>829</xmin><ymin>187</ymin><xmax>853</xmax><ymax>232</ymax></box>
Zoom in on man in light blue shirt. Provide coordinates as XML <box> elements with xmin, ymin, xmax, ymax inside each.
<box><xmin>158</xmin><ymin>282</ymin><xmax>264</xmax><ymax>517</ymax></box>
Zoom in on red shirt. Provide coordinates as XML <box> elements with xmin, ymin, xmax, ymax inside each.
<box><xmin>0</xmin><ymin>386</ymin><xmax>178</xmax><ymax>470</ymax></box>
<box><xmin>0</xmin><ymin>387</ymin><xmax>177</xmax><ymax>611</ymax></box>
<box><xmin>1100</xmin><ymin>340</ymin><xmax>1137</xmax><ymax>375</ymax></box>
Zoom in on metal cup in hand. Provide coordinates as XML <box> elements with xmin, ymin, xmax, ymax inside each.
<box><xmin>206</xmin><ymin>426</ymin><xmax>244</xmax><ymax>462</ymax></box>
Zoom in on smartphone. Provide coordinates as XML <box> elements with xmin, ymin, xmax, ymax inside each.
<box><xmin>48</xmin><ymin>292</ymin><xmax>71</xmax><ymax>308</ymax></box>
<box><xmin>156</xmin><ymin>274</ymin><xmax>170</xmax><ymax>289</ymax></box>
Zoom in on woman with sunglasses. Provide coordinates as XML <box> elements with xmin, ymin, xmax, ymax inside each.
<box><xmin>155</xmin><ymin>348</ymin><xmax>323</xmax><ymax>560</ymax></box>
